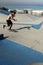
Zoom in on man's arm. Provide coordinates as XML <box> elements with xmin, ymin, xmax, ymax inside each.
<box><xmin>13</xmin><ymin>18</ymin><xmax>17</xmax><ymax>21</ymax></box>
<box><xmin>11</xmin><ymin>16</ymin><xmax>17</xmax><ymax>21</ymax></box>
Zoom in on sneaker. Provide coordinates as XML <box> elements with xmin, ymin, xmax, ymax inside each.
<box><xmin>3</xmin><ymin>25</ymin><xmax>6</xmax><ymax>29</ymax></box>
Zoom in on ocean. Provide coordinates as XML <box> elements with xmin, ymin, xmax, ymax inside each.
<box><xmin>4</xmin><ymin>4</ymin><xmax>43</xmax><ymax>10</ymax></box>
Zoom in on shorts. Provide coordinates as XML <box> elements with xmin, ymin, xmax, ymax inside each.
<box><xmin>6</xmin><ymin>20</ymin><xmax>13</xmax><ymax>26</ymax></box>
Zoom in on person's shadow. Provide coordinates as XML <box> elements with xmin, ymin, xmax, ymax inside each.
<box><xmin>16</xmin><ymin>26</ymin><xmax>31</xmax><ymax>30</ymax></box>
<box><xmin>9</xmin><ymin>26</ymin><xmax>30</xmax><ymax>32</ymax></box>
<box><xmin>0</xmin><ymin>34</ymin><xmax>8</xmax><ymax>40</ymax></box>
<box><xmin>9</xmin><ymin>29</ymin><xmax>18</xmax><ymax>32</ymax></box>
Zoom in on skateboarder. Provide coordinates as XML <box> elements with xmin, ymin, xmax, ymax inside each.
<box><xmin>3</xmin><ymin>11</ymin><xmax>17</xmax><ymax>30</ymax></box>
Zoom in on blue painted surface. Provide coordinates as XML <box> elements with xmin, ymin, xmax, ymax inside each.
<box><xmin>31</xmin><ymin>22</ymin><xmax>43</xmax><ymax>29</ymax></box>
<box><xmin>25</xmin><ymin>22</ymin><xmax>43</xmax><ymax>29</ymax></box>
<box><xmin>0</xmin><ymin>39</ymin><xmax>43</xmax><ymax>65</ymax></box>
<box><xmin>0</xmin><ymin>9</ymin><xmax>10</xmax><ymax>15</ymax></box>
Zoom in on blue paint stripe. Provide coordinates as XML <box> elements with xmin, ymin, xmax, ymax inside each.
<box><xmin>0</xmin><ymin>9</ymin><xmax>10</xmax><ymax>15</ymax></box>
<box><xmin>0</xmin><ymin>39</ymin><xmax>43</xmax><ymax>65</ymax></box>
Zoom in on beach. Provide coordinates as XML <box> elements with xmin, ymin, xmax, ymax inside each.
<box><xmin>0</xmin><ymin>12</ymin><xmax>43</xmax><ymax>65</ymax></box>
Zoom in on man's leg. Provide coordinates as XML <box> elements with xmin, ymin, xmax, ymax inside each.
<box><xmin>3</xmin><ymin>25</ymin><xmax>6</xmax><ymax>28</ymax></box>
<box><xmin>3</xmin><ymin>20</ymin><xmax>8</xmax><ymax>29</ymax></box>
<box><xmin>6</xmin><ymin>20</ymin><xmax>13</xmax><ymax>30</ymax></box>
<box><xmin>9</xmin><ymin>24</ymin><xmax>13</xmax><ymax>30</ymax></box>
<box><xmin>8</xmin><ymin>21</ymin><xmax>13</xmax><ymax>30</ymax></box>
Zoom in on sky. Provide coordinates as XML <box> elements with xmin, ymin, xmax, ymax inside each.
<box><xmin>0</xmin><ymin>0</ymin><xmax>43</xmax><ymax>5</ymax></box>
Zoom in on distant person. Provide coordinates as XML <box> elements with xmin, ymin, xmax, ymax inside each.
<box><xmin>3</xmin><ymin>11</ymin><xmax>17</xmax><ymax>30</ymax></box>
